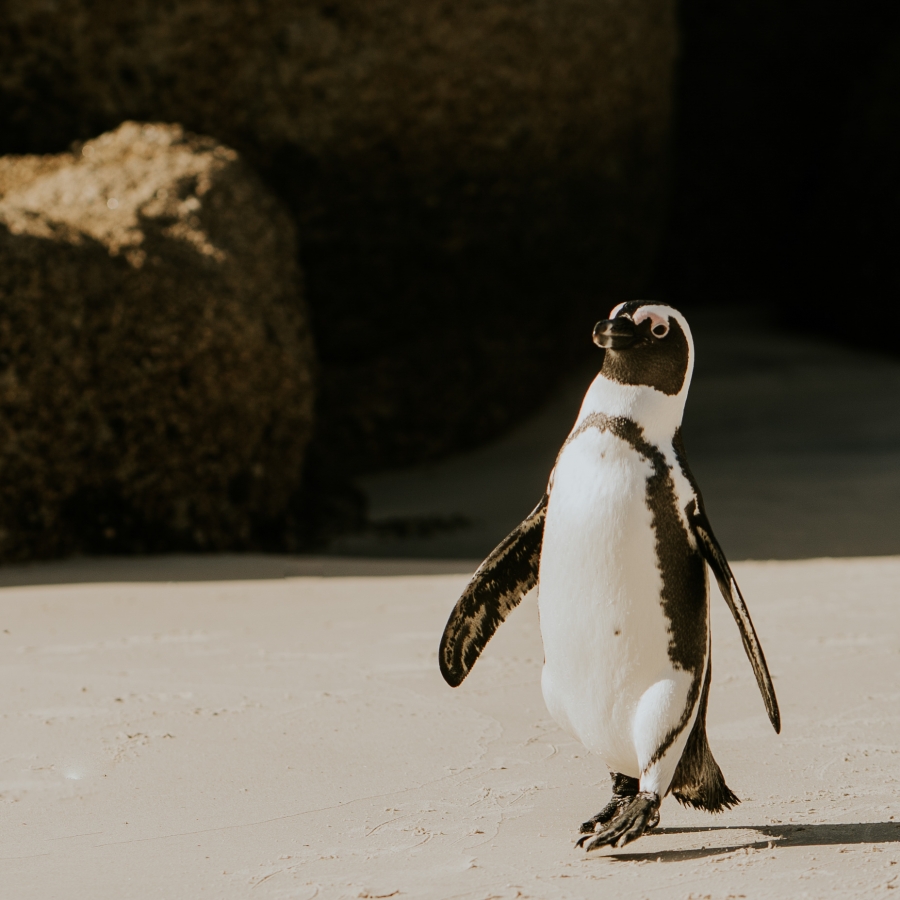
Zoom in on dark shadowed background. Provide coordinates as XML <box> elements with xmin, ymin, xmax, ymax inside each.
<box><xmin>0</xmin><ymin>0</ymin><xmax>898</xmax><ymax>564</ymax></box>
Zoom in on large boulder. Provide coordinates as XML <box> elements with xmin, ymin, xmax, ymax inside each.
<box><xmin>0</xmin><ymin>122</ymin><xmax>316</xmax><ymax>562</ymax></box>
<box><xmin>0</xmin><ymin>0</ymin><xmax>677</xmax><ymax>471</ymax></box>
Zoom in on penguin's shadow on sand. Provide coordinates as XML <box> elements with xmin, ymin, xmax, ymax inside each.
<box><xmin>598</xmin><ymin>821</ymin><xmax>900</xmax><ymax>863</ymax></box>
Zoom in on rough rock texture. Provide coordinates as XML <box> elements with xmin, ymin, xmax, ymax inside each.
<box><xmin>0</xmin><ymin>122</ymin><xmax>316</xmax><ymax>562</ymax></box>
<box><xmin>0</xmin><ymin>0</ymin><xmax>677</xmax><ymax>471</ymax></box>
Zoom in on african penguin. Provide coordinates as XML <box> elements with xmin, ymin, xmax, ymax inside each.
<box><xmin>439</xmin><ymin>301</ymin><xmax>780</xmax><ymax>851</ymax></box>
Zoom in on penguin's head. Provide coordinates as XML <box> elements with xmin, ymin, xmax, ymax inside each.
<box><xmin>592</xmin><ymin>301</ymin><xmax>693</xmax><ymax>397</ymax></box>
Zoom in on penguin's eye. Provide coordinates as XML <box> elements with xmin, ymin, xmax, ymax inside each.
<box><xmin>651</xmin><ymin>322</ymin><xmax>669</xmax><ymax>339</ymax></box>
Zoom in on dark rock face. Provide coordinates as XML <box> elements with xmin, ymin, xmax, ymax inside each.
<box><xmin>815</xmin><ymin>28</ymin><xmax>900</xmax><ymax>344</ymax></box>
<box><xmin>0</xmin><ymin>0</ymin><xmax>677</xmax><ymax>471</ymax></box>
<box><xmin>660</xmin><ymin>0</ymin><xmax>900</xmax><ymax>338</ymax></box>
<box><xmin>0</xmin><ymin>123</ymin><xmax>316</xmax><ymax>561</ymax></box>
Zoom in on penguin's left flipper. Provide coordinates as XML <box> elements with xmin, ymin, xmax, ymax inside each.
<box><xmin>439</xmin><ymin>494</ymin><xmax>547</xmax><ymax>687</ymax></box>
<box><xmin>577</xmin><ymin>792</ymin><xmax>661</xmax><ymax>851</ymax></box>
<box><xmin>687</xmin><ymin>499</ymin><xmax>781</xmax><ymax>734</ymax></box>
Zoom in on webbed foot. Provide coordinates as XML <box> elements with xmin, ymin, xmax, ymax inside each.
<box><xmin>579</xmin><ymin>795</ymin><xmax>630</xmax><ymax>834</ymax></box>
<box><xmin>579</xmin><ymin>772</ymin><xmax>645</xmax><ymax>834</ymax></box>
<box><xmin>576</xmin><ymin>791</ymin><xmax>661</xmax><ymax>850</ymax></box>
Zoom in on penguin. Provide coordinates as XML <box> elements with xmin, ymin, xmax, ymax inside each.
<box><xmin>439</xmin><ymin>301</ymin><xmax>780</xmax><ymax>851</ymax></box>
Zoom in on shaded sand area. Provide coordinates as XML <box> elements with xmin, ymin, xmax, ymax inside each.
<box><xmin>1</xmin><ymin>557</ymin><xmax>900</xmax><ymax>898</ymax></box>
<box><xmin>335</xmin><ymin>308</ymin><xmax>900</xmax><ymax>561</ymax></box>
<box><xmin>3</xmin><ymin>309</ymin><xmax>900</xmax><ymax>897</ymax></box>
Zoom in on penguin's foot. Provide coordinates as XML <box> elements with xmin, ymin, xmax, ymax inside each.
<box><xmin>579</xmin><ymin>795</ymin><xmax>629</xmax><ymax>834</ymax></box>
<box><xmin>579</xmin><ymin>797</ymin><xmax>660</xmax><ymax>835</ymax></box>
<box><xmin>576</xmin><ymin>792</ymin><xmax>661</xmax><ymax>851</ymax></box>
<box><xmin>579</xmin><ymin>772</ymin><xmax>660</xmax><ymax>835</ymax></box>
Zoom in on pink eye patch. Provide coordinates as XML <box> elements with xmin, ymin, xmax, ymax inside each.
<box><xmin>633</xmin><ymin>308</ymin><xmax>670</xmax><ymax>337</ymax></box>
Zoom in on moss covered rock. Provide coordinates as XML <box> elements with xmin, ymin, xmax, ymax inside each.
<box><xmin>0</xmin><ymin>122</ymin><xmax>315</xmax><ymax>561</ymax></box>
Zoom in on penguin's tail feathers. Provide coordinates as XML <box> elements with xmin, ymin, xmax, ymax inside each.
<box><xmin>671</xmin><ymin>771</ymin><xmax>740</xmax><ymax>813</ymax></box>
<box><xmin>669</xmin><ymin>709</ymin><xmax>740</xmax><ymax>812</ymax></box>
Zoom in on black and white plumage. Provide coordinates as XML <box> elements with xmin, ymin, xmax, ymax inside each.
<box><xmin>439</xmin><ymin>301</ymin><xmax>780</xmax><ymax>851</ymax></box>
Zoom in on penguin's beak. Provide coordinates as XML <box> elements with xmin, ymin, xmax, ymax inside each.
<box><xmin>593</xmin><ymin>317</ymin><xmax>636</xmax><ymax>350</ymax></box>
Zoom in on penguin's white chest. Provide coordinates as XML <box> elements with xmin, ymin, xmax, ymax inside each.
<box><xmin>537</xmin><ymin>427</ymin><xmax>696</xmax><ymax>779</ymax></box>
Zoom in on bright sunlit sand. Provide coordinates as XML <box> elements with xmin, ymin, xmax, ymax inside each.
<box><xmin>1</xmin><ymin>556</ymin><xmax>899</xmax><ymax>898</ymax></box>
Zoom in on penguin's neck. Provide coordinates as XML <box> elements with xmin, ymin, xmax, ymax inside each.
<box><xmin>575</xmin><ymin>371</ymin><xmax>688</xmax><ymax>447</ymax></box>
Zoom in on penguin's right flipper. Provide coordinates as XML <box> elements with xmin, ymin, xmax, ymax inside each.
<box><xmin>687</xmin><ymin>500</ymin><xmax>781</xmax><ymax>734</ymax></box>
<box><xmin>439</xmin><ymin>494</ymin><xmax>547</xmax><ymax>687</ymax></box>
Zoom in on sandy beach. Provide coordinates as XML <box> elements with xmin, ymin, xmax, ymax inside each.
<box><xmin>1</xmin><ymin>555</ymin><xmax>899</xmax><ymax>898</ymax></box>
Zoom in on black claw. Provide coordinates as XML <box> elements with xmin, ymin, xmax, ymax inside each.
<box><xmin>580</xmin><ymin>791</ymin><xmax>660</xmax><ymax>852</ymax></box>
